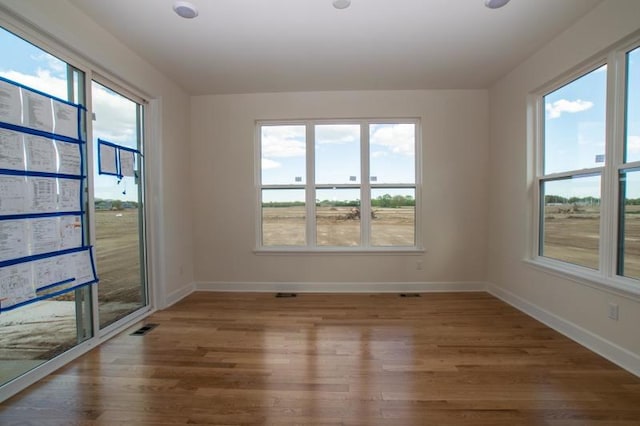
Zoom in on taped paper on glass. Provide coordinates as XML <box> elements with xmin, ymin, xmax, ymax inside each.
<box><xmin>25</xmin><ymin>134</ymin><xmax>57</xmax><ymax>173</ymax></box>
<box><xmin>119</xmin><ymin>149</ymin><xmax>135</xmax><ymax>177</ymax></box>
<box><xmin>0</xmin><ymin>176</ymin><xmax>27</xmax><ymax>215</ymax></box>
<box><xmin>0</xmin><ymin>129</ymin><xmax>25</xmax><ymax>171</ymax></box>
<box><xmin>32</xmin><ymin>255</ymin><xmax>70</xmax><ymax>291</ymax></box>
<box><xmin>29</xmin><ymin>217</ymin><xmax>60</xmax><ymax>255</ymax></box>
<box><xmin>59</xmin><ymin>216</ymin><xmax>82</xmax><ymax>250</ymax></box>
<box><xmin>0</xmin><ymin>79</ymin><xmax>22</xmax><ymax>127</ymax></box>
<box><xmin>22</xmin><ymin>90</ymin><xmax>54</xmax><ymax>134</ymax></box>
<box><xmin>2</xmin><ymin>247</ymin><xmax>98</xmax><ymax>311</ymax></box>
<box><xmin>57</xmin><ymin>178</ymin><xmax>81</xmax><ymax>211</ymax></box>
<box><xmin>0</xmin><ymin>220</ymin><xmax>28</xmax><ymax>262</ymax></box>
<box><xmin>53</xmin><ymin>100</ymin><xmax>79</xmax><ymax>139</ymax></box>
<box><xmin>55</xmin><ymin>141</ymin><xmax>81</xmax><ymax>175</ymax></box>
<box><xmin>0</xmin><ymin>263</ymin><xmax>35</xmax><ymax>309</ymax></box>
<box><xmin>33</xmin><ymin>250</ymin><xmax>95</xmax><ymax>294</ymax></box>
<box><xmin>98</xmin><ymin>141</ymin><xmax>118</xmax><ymax>175</ymax></box>
<box><xmin>26</xmin><ymin>177</ymin><xmax>57</xmax><ymax>213</ymax></box>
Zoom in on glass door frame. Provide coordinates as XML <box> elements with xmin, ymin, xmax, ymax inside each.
<box><xmin>86</xmin><ymin>74</ymin><xmax>152</xmax><ymax>337</ymax></box>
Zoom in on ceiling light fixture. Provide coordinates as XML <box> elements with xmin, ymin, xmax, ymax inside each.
<box><xmin>173</xmin><ymin>1</ymin><xmax>199</xmax><ymax>19</ymax></box>
<box><xmin>333</xmin><ymin>0</ymin><xmax>351</xmax><ymax>10</ymax></box>
<box><xmin>484</xmin><ymin>0</ymin><xmax>510</xmax><ymax>9</ymax></box>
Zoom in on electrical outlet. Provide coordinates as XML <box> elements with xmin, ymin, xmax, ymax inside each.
<box><xmin>416</xmin><ymin>260</ymin><xmax>423</xmax><ymax>270</ymax></box>
<box><xmin>608</xmin><ymin>303</ymin><xmax>619</xmax><ymax>321</ymax></box>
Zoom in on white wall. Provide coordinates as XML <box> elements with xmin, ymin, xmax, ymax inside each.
<box><xmin>488</xmin><ymin>0</ymin><xmax>640</xmax><ymax>367</ymax></box>
<box><xmin>191</xmin><ymin>90</ymin><xmax>489</xmax><ymax>288</ymax></box>
<box><xmin>0</xmin><ymin>0</ymin><xmax>195</xmax><ymax>306</ymax></box>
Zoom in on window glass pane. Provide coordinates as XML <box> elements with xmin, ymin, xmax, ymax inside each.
<box><xmin>0</xmin><ymin>27</ymin><xmax>91</xmax><ymax>386</ymax></box>
<box><xmin>261</xmin><ymin>125</ymin><xmax>306</xmax><ymax>185</ymax></box>
<box><xmin>618</xmin><ymin>170</ymin><xmax>640</xmax><ymax>280</ymax></box>
<box><xmin>315</xmin><ymin>124</ymin><xmax>360</xmax><ymax>184</ymax></box>
<box><xmin>316</xmin><ymin>188</ymin><xmax>360</xmax><ymax>246</ymax></box>
<box><xmin>0</xmin><ymin>28</ymin><xmax>69</xmax><ymax>100</ymax></box>
<box><xmin>626</xmin><ymin>47</ymin><xmax>640</xmax><ymax>164</ymax></box>
<box><xmin>371</xmin><ymin>188</ymin><xmax>415</xmax><ymax>246</ymax></box>
<box><xmin>262</xmin><ymin>189</ymin><xmax>305</xmax><ymax>246</ymax></box>
<box><xmin>92</xmin><ymin>81</ymin><xmax>146</xmax><ymax>329</ymax></box>
<box><xmin>544</xmin><ymin>66</ymin><xmax>607</xmax><ymax>175</ymax></box>
<box><xmin>370</xmin><ymin>123</ymin><xmax>415</xmax><ymax>184</ymax></box>
<box><xmin>540</xmin><ymin>175</ymin><xmax>601</xmax><ymax>269</ymax></box>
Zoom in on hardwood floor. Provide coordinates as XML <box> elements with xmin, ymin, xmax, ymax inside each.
<box><xmin>1</xmin><ymin>292</ymin><xmax>639</xmax><ymax>425</ymax></box>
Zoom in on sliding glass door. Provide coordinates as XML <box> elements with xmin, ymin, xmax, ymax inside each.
<box><xmin>0</xmin><ymin>27</ymin><xmax>150</xmax><ymax>388</ymax></box>
<box><xmin>0</xmin><ymin>27</ymin><xmax>92</xmax><ymax>386</ymax></box>
<box><xmin>91</xmin><ymin>80</ymin><xmax>148</xmax><ymax>330</ymax></box>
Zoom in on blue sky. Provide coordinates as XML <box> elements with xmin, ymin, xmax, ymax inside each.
<box><xmin>543</xmin><ymin>54</ymin><xmax>639</xmax><ymax>200</ymax></box>
<box><xmin>0</xmin><ymin>28</ymin><xmax>139</xmax><ymax>202</ymax></box>
<box><xmin>261</xmin><ymin>123</ymin><xmax>416</xmax><ymax>203</ymax></box>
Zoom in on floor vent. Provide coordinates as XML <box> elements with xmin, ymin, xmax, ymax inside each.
<box><xmin>276</xmin><ymin>292</ymin><xmax>297</xmax><ymax>298</ymax></box>
<box><xmin>130</xmin><ymin>323</ymin><xmax>158</xmax><ymax>336</ymax></box>
<box><xmin>399</xmin><ymin>293</ymin><xmax>421</xmax><ymax>298</ymax></box>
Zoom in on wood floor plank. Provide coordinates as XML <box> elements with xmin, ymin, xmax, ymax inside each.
<box><xmin>1</xmin><ymin>292</ymin><xmax>639</xmax><ymax>425</ymax></box>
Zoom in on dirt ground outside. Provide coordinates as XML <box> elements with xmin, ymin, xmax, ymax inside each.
<box><xmin>95</xmin><ymin>209</ymin><xmax>144</xmax><ymax>328</ymax></box>
<box><xmin>543</xmin><ymin>204</ymin><xmax>640</xmax><ymax>278</ymax></box>
<box><xmin>262</xmin><ymin>206</ymin><xmax>415</xmax><ymax>247</ymax></box>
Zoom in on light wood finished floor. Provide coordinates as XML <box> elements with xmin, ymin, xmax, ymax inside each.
<box><xmin>1</xmin><ymin>292</ymin><xmax>639</xmax><ymax>425</ymax></box>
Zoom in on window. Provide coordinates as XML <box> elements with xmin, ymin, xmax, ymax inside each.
<box><xmin>0</xmin><ymin>26</ymin><xmax>91</xmax><ymax>386</ymax></box>
<box><xmin>535</xmin><ymin>40</ymin><xmax>640</xmax><ymax>291</ymax></box>
<box><xmin>539</xmin><ymin>65</ymin><xmax>606</xmax><ymax>269</ymax></box>
<box><xmin>258</xmin><ymin>120</ymin><xmax>419</xmax><ymax>250</ymax></box>
<box><xmin>618</xmin><ymin>46</ymin><xmax>640</xmax><ymax>281</ymax></box>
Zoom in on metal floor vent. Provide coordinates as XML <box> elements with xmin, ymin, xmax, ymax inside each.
<box><xmin>130</xmin><ymin>323</ymin><xmax>158</xmax><ymax>336</ymax></box>
<box><xmin>399</xmin><ymin>293</ymin><xmax>421</xmax><ymax>298</ymax></box>
<box><xmin>276</xmin><ymin>292</ymin><xmax>297</xmax><ymax>298</ymax></box>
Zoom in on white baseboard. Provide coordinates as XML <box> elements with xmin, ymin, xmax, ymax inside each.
<box><xmin>195</xmin><ymin>281</ymin><xmax>486</xmax><ymax>293</ymax></box>
<box><xmin>164</xmin><ymin>281</ymin><xmax>195</xmax><ymax>308</ymax></box>
<box><xmin>487</xmin><ymin>283</ymin><xmax>640</xmax><ymax>377</ymax></box>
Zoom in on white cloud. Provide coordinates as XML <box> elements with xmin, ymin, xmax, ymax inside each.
<box><xmin>315</xmin><ymin>124</ymin><xmax>359</xmax><ymax>144</ymax></box>
<box><xmin>370</xmin><ymin>123</ymin><xmax>415</xmax><ymax>156</ymax></box>
<box><xmin>371</xmin><ymin>151</ymin><xmax>388</xmax><ymax>158</ymax></box>
<box><xmin>261</xmin><ymin>158</ymin><xmax>281</xmax><ymax>170</ymax></box>
<box><xmin>545</xmin><ymin>99</ymin><xmax>594</xmax><ymax>119</ymax></box>
<box><xmin>262</xmin><ymin>126</ymin><xmax>306</xmax><ymax>158</ymax></box>
<box><xmin>92</xmin><ymin>84</ymin><xmax>137</xmax><ymax>144</ymax></box>
<box><xmin>0</xmin><ymin>69</ymin><xmax>67</xmax><ymax>99</ymax></box>
<box><xmin>30</xmin><ymin>52</ymin><xmax>66</xmax><ymax>78</ymax></box>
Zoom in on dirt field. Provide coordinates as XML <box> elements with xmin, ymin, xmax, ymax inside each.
<box><xmin>543</xmin><ymin>205</ymin><xmax>640</xmax><ymax>278</ymax></box>
<box><xmin>262</xmin><ymin>206</ymin><xmax>415</xmax><ymax>246</ymax></box>
<box><xmin>94</xmin><ymin>209</ymin><xmax>144</xmax><ymax>328</ymax></box>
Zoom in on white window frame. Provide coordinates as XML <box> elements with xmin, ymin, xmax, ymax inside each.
<box><xmin>255</xmin><ymin>118</ymin><xmax>423</xmax><ymax>253</ymax></box>
<box><xmin>529</xmin><ymin>35</ymin><xmax>640</xmax><ymax>298</ymax></box>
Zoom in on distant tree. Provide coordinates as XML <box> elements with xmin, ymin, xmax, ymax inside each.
<box><xmin>545</xmin><ymin>195</ymin><xmax>568</xmax><ymax>204</ymax></box>
<box><xmin>626</xmin><ymin>198</ymin><xmax>640</xmax><ymax>205</ymax></box>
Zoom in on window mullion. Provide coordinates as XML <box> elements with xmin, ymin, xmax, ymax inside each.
<box><xmin>361</xmin><ymin>122</ymin><xmax>370</xmax><ymax>248</ymax></box>
<box><xmin>533</xmin><ymin>96</ymin><xmax>544</xmax><ymax>259</ymax></box>
<box><xmin>306</xmin><ymin>123</ymin><xmax>316</xmax><ymax>248</ymax></box>
<box><xmin>602</xmin><ymin>50</ymin><xmax>626</xmax><ymax>278</ymax></box>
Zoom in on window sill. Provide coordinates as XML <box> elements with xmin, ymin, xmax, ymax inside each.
<box><xmin>523</xmin><ymin>257</ymin><xmax>640</xmax><ymax>301</ymax></box>
<box><xmin>254</xmin><ymin>247</ymin><xmax>425</xmax><ymax>256</ymax></box>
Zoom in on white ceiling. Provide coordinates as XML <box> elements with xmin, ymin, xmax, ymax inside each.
<box><xmin>68</xmin><ymin>0</ymin><xmax>602</xmax><ymax>95</ymax></box>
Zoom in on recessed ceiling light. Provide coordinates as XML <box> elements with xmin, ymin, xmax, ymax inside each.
<box><xmin>333</xmin><ymin>0</ymin><xmax>351</xmax><ymax>10</ymax></box>
<box><xmin>173</xmin><ymin>1</ymin><xmax>199</xmax><ymax>19</ymax></box>
<box><xmin>484</xmin><ymin>0</ymin><xmax>510</xmax><ymax>9</ymax></box>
